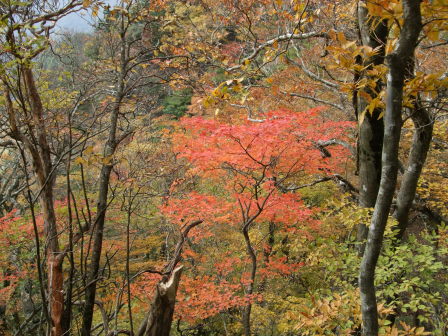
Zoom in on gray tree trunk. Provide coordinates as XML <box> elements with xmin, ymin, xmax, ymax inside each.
<box><xmin>356</xmin><ymin>1</ymin><xmax>388</xmax><ymax>254</ymax></box>
<box><xmin>394</xmin><ymin>97</ymin><xmax>433</xmax><ymax>239</ymax></box>
<box><xmin>359</xmin><ymin>1</ymin><xmax>422</xmax><ymax>334</ymax></box>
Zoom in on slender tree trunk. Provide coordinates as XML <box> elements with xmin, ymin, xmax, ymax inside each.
<box><xmin>356</xmin><ymin>1</ymin><xmax>388</xmax><ymax>254</ymax></box>
<box><xmin>62</xmin><ymin>121</ymin><xmax>75</xmax><ymax>335</ymax></box>
<box><xmin>259</xmin><ymin>222</ymin><xmax>275</xmax><ymax>293</ymax></box>
<box><xmin>81</xmin><ymin>81</ymin><xmax>122</xmax><ymax>336</ymax></box>
<box><xmin>40</xmin><ymin>186</ymin><xmax>64</xmax><ymax>336</ymax></box>
<box><xmin>359</xmin><ymin>2</ymin><xmax>422</xmax><ymax>334</ymax></box>
<box><xmin>385</xmin><ymin>88</ymin><xmax>433</xmax><ymax>328</ymax></box>
<box><xmin>394</xmin><ymin>99</ymin><xmax>433</xmax><ymax>239</ymax></box>
<box><xmin>81</xmin><ymin>163</ymin><xmax>114</xmax><ymax>336</ymax></box>
<box><xmin>81</xmin><ymin>13</ymin><xmax>126</xmax><ymax>335</ymax></box>
<box><xmin>242</xmin><ymin>224</ymin><xmax>257</xmax><ymax>336</ymax></box>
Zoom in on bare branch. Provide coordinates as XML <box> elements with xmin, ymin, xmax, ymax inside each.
<box><xmin>227</xmin><ymin>31</ymin><xmax>328</xmax><ymax>71</ymax></box>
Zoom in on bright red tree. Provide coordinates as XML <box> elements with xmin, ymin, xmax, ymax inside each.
<box><xmin>155</xmin><ymin>108</ymin><xmax>353</xmax><ymax>334</ymax></box>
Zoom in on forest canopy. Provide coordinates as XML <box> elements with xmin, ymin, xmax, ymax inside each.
<box><xmin>0</xmin><ymin>0</ymin><xmax>447</xmax><ymax>335</ymax></box>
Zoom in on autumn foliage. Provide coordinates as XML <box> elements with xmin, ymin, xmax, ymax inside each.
<box><xmin>1</xmin><ymin>0</ymin><xmax>447</xmax><ymax>335</ymax></box>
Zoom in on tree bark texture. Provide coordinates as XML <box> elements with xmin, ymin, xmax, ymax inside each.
<box><xmin>137</xmin><ymin>220</ymin><xmax>202</xmax><ymax>336</ymax></box>
<box><xmin>356</xmin><ymin>1</ymin><xmax>389</xmax><ymax>254</ymax></box>
<box><xmin>394</xmin><ymin>98</ymin><xmax>433</xmax><ymax>239</ymax></box>
<box><xmin>137</xmin><ymin>266</ymin><xmax>183</xmax><ymax>336</ymax></box>
<box><xmin>22</xmin><ymin>67</ymin><xmax>64</xmax><ymax>336</ymax></box>
<box><xmin>359</xmin><ymin>1</ymin><xmax>422</xmax><ymax>335</ymax></box>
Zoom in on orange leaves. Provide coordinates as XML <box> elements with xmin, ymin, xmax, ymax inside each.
<box><xmin>259</xmin><ymin>256</ymin><xmax>304</xmax><ymax>278</ymax></box>
<box><xmin>363</xmin><ymin>0</ymin><xmax>402</xmax><ymax>19</ymax></box>
<box><xmin>161</xmin><ymin>192</ymin><xmax>235</xmax><ymax>240</ymax></box>
<box><xmin>0</xmin><ymin>211</ymin><xmax>35</xmax><ymax>307</ymax></box>
<box><xmin>258</xmin><ymin>193</ymin><xmax>317</xmax><ymax>229</ymax></box>
<box><xmin>175</xmin><ymin>276</ymin><xmax>261</xmax><ymax>322</ymax></box>
<box><xmin>174</xmin><ymin>107</ymin><xmax>351</xmax><ymax>178</ymax></box>
<box><xmin>168</xmin><ymin>107</ymin><xmax>353</xmax><ymax>232</ymax></box>
<box><xmin>158</xmin><ymin>107</ymin><xmax>354</xmax><ymax>323</ymax></box>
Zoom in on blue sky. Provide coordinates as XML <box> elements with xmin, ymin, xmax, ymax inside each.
<box><xmin>58</xmin><ymin>9</ymin><xmax>95</xmax><ymax>32</ymax></box>
<box><xmin>57</xmin><ymin>0</ymin><xmax>119</xmax><ymax>33</ymax></box>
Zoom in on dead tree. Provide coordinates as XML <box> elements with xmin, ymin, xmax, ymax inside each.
<box><xmin>137</xmin><ymin>220</ymin><xmax>202</xmax><ymax>336</ymax></box>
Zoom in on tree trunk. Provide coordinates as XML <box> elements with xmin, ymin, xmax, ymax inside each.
<box><xmin>385</xmin><ymin>89</ymin><xmax>433</xmax><ymax>328</ymax></box>
<box><xmin>359</xmin><ymin>1</ymin><xmax>422</xmax><ymax>334</ymax></box>
<box><xmin>81</xmin><ymin>163</ymin><xmax>114</xmax><ymax>336</ymax></box>
<box><xmin>394</xmin><ymin>99</ymin><xmax>433</xmax><ymax>240</ymax></box>
<box><xmin>48</xmin><ymin>254</ymin><xmax>63</xmax><ymax>336</ymax></box>
<box><xmin>40</xmin><ymin>186</ymin><xmax>64</xmax><ymax>336</ymax></box>
<box><xmin>242</xmin><ymin>224</ymin><xmax>257</xmax><ymax>336</ymax></box>
<box><xmin>137</xmin><ymin>266</ymin><xmax>183</xmax><ymax>336</ymax></box>
<box><xmin>81</xmin><ymin>12</ymin><xmax>125</xmax><ymax>334</ymax></box>
<box><xmin>22</xmin><ymin>66</ymin><xmax>65</xmax><ymax>336</ymax></box>
<box><xmin>137</xmin><ymin>220</ymin><xmax>202</xmax><ymax>336</ymax></box>
<box><xmin>356</xmin><ymin>1</ymin><xmax>388</xmax><ymax>254</ymax></box>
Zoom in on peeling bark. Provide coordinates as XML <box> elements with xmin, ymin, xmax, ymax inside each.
<box><xmin>22</xmin><ymin>67</ymin><xmax>64</xmax><ymax>336</ymax></box>
<box><xmin>137</xmin><ymin>266</ymin><xmax>183</xmax><ymax>336</ymax></box>
<box><xmin>137</xmin><ymin>220</ymin><xmax>202</xmax><ymax>336</ymax></box>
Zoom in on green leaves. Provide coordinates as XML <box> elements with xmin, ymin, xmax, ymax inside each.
<box><xmin>375</xmin><ymin>230</ymin><xmax>448</xmax><ymax>330</ymax></box>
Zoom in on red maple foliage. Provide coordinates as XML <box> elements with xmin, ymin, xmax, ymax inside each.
<box><xmin>154</xmin><ymin>108</ymin><xmax>354</xmax><ymax>321</ymax></box>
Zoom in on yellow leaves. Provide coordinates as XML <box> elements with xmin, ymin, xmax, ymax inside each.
<box><xmin>427</xmin><ymin>29</ymin><xmax>439</xmax><ymax>42</ymax></box>
<box><xmin>205</xmin><ymin>78</ymin><xmax>245</xmax><ymax>107</ymax></box>
<box><xmin>74</xmin><ymin>147</ymin><xmax>114</xmax><ymax>167</ymax></box>
<box><xmin>74</xmin><ymin>156</ymin><xmax>87</xmax><ymax>165</ymax></box>
<box><xmin>84</xmin><ymin>146</ymin><xmax>94</xmax><ymax>155</ymax></box>
<box><xmin>289</xmin><ymin>290</ymin><xmax>362</xmax><ymax>335</ymax></box>
<box><xmin>368</xmin><ymin>97</ymin><xmax>384</xmax><ymax>118</ymax></box>
<box><xmin>365</xmin><ymin>1</ymin><xmax>383</xmax><ymax>17</ymax></box>
<box><xmin>382</xmin><ymin>322</ymin><xmax>432</xmax><ymax>336</ymax></box>
<box><xmin>366</xmin><ymin>64</ymin><xmax>388</xmax><ymax>78</ymax></box>
<box><xmin>337</xmin><ymin>31</ymin><xmax>347</xmax><ymax>44</ymax></box>
<box><xmin>418</xmin><ymin>120</ymin><xmax>448</xmax><ymax>219</ymax></box>
<box><xmin>405</xmin><ymin>71</ymin><xmax>448</xmax><ymax>99</ymax></box>
<box><xmin>341</xmin><ymin>40</ymin><xmax>356</xmax><ymax>50</ymax></box>
<box><xmin>364</xmin><ymin>0</ymin><xmax>401</xmax><ymax>18</ymax></box>
<box><xmin>224</xmin><ymin>78</ymin><xmax>243</xmax><ymax>86</ymax></box>
<box><xmin>211</xmin><ymin>87</ymin><xmax>221</xmax><ymax>98</ymax></box>
<box><xmin>232</xmin><ymin>83</ymin><xmax>242</xmax><ymax>93</ymax></box>
<box><xmin>82</xmin><ymin>0</ymin><xmax>100</xmax><ymax>16</ymax></box>
<box><xmin>92</xmin><ymin>5</ymin><xmax>99</xmax><ymax>17</ymax></box>
<box><xmin>203</xmin><ymin>96</ymin><xmax>216</xmax><ymax>108</ymax></box>
<box><xmin>328</xmin><ymin>30</ymin><xmax>347</xmax><ymax>44</ymax></box>
<box><xmin>101</xmin><ymin>155</ymin><xmax>113</xmax><ymax>165</ymax></box>
<box><xmin>358</xmin><ymin>89</ymin><xmax>385</xmax><ymax>125</ymax></box>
